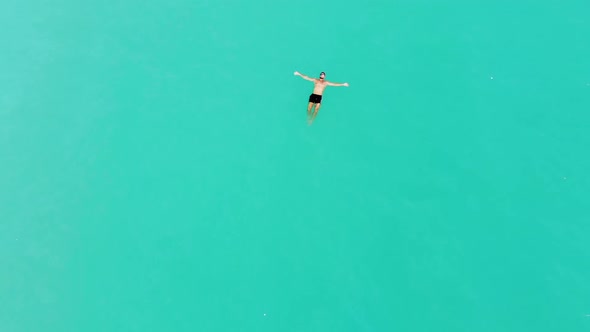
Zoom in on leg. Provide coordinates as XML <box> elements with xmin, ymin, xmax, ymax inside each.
<box><xmin>309</xmin><ymin>103</ymin><xmax>321</xmax><ymax>125</ymax></box>
<box><xmin>307</xmin><ymin>102</ymin><xmax>314</xmax><ymax>118</ymax></box>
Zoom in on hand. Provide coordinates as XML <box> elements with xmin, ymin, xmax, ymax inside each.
<box><xmin>294</xmin><ymin>71</ymin><xmax>300</xmax><ymax>76</ymax></box>
<box><xmin>344</xmin><ymin>82</ymin><xmax>349</xmax><ymax>87</ymax></box>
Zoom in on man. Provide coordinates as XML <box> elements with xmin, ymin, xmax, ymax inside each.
<box><xmin>294</xmin><ymin>71</ymin><xmax>349</xmax><ymax>124</ymax></box>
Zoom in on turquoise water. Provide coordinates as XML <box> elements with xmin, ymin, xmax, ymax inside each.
<box><xmin>2</xmin><ymin>1</ymin><xmax>590</xmax><ymax>331</ymax></box>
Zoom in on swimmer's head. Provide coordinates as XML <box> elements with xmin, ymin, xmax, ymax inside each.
<box><xmin>319</xmin><ymin>72</ymin><xmax>325</xmax><ymax>79</ymax></box>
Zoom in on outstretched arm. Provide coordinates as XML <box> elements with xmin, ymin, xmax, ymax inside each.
<box><xmin>327</xmin><ymin>81</ymin><xmax>349</xmax><ymax>87</ymax></box>
<box><xmin>294</xmin><ymin>71</ymin><xmax>315</xmax><ymax>82</ymax></box>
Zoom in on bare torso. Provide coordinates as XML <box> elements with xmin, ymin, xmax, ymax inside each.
<box><xmin>312</xmin><ymin>79</ymin><xmax>328</xmax><ymax>95</ymax></box>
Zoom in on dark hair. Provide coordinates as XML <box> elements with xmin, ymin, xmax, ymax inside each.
<box><xmin>320</xmin><ymin>72</ymin><xmax>326</xmax><ymax>76</ymax></box>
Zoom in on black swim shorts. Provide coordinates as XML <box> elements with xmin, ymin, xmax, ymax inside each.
<box><xmin>308</xmin><ymin>93</ymin><xmax>322</xmax><ymax>104</ymax></box>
